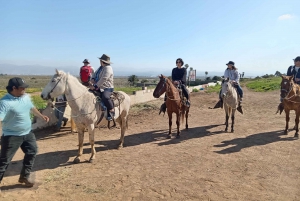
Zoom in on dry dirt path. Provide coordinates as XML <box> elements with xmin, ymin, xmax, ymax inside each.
<box><xmin>0</xmin><ymin>88</ymin><xmax>300</xmax><ymax>201</ymax></box>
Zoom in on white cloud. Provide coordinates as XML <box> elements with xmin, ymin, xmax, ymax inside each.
<box><xmin>278</xmin><ymin>14</ymin><xmax>294</xmax><ymax>20</ymax></box>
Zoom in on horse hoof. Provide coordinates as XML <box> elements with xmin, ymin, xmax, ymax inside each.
<box><xmin>284</xmin><ymin>130</ymin><xmax>288</xmax><ymax>135</ymax></box>
<box><xmin>118</xmin><ymin>145</ymin><xmax>123</xmax><ymax>149</ymax></box>
<box><xmin>231</xmin><ymin>130</ymin><xmax>234</xmax><ymax>133</ymax></box>
<box><xmin>89</xmin><ymin>158</ymin><xmax>94</xmax><ymax>163</ymax></box>
<box><xmin>176</xmin><ymin>135</ymin><xmax>180</xmax><ymax>139</ymax></box>
<box><xmin>186</xmin><ymin>125</ymin><xmax>188</xmax><ymax>129</ymax></box>
<box><xmin>73</xmin><ymin>157</ymin><xmax>80</xmax><ymax>164</ymax></box>
<box><xmin>294</xmin><ymin>133</ymin><xmax>299</xmax><ymax>138</ymax></box>
<box><xmin>166</xmin><ymin>135</ymin><xmax>171</xmax><ymax>139</ymax></box>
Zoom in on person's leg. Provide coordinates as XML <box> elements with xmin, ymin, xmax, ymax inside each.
<box><xmin>102</xmin><ymin>89</ymin><xmax>114</xmax><ymax>120</ymax></box>
<box><xmin>19</xmin><ymin>132</ymin><xmax>38</xmax><ymax>186</ymax></box>
<box><xmin>181</xmin><ymin>85</ymin><xmax>190</xmax><ymax>106</ymax></box>
<box><xmin>235</xmin><ymin>85</ymin><xmax>243</xmax><ymax>101</ymax></box>
<box><xmin>0</xmin><ymin>135</ymin><xmax>23</xmax><ymax>183</ymax></box>
<box><xmin>56</xmin><ymin>107</ymin><xmax>65</xmax><ymax>129</ymax></box>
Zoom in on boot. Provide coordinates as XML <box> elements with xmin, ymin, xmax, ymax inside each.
<box><xmin>63</xmin><ymin>118</ymin><xmax>68</xmax><ymax>127</ymax></box>
<box><xmin>19</xmin><ymin>177</ymin><xmax>34</xmax><ymax>187</ymax></box>
<box><xmin>159</xmin><ymin>102</ymin><xmax>166</xmax><ymax>115</ymax></box>
<box><xmin>237</xmin><ymin>98</ymin><xmax>243</xmax><ymax>114</ymax></box>
<box><xmin>186</xmin><ymin>100</ymin><xmax>191</xmax><ymax>107</ymax></box>
<box><xmin>276</xmin><ymin>103</ymin><xmax>284</xmax><ymax>115</ymax></box>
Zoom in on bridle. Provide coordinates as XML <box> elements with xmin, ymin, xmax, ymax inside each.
<box><xmin>281</xmin><ymin>80</ymin><xmax>295</xmax><ymax>100</ymax></box>
<box><xmin>47</xmin><ymin>76</ymin><xmax>63</xmax><ymax>99</ymax></box>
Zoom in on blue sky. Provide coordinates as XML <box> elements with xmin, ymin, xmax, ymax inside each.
<box><xmin>0</xmin><ymin>0</ymin><xmax>299</xmax><ymax>76</ymax></box>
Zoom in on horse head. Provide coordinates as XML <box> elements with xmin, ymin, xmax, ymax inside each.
<box><xmin>280</xmin><ymin>75</ymin><xmax>294</xmax><ymax>99</ymax></box>
<box><xmin>221</xmin><ymin>78</ymin><xmax>232</xmax><ymax>98</ymax></box>
<box><xmin>153</xmin><ymin>74</ymin><xmax>167</xmax><ymax>98</ymax></box>
<box><xmin>41</xmin><ymin>69</ymin><xmax>68</xmax><ymax>100</ymax></box>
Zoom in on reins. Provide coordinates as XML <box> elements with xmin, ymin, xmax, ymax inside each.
<box><xmin>281</xmin><ymin>81</ymin><xmax>300</xmax><ymax>103</ymax></box>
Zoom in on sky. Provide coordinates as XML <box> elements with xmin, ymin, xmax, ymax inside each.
<box><xmin>0</xmin><ymin>0</ymin><xmax>299</xmax><ymax>76</ymax></box>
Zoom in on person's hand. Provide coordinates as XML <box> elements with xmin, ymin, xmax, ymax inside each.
<box><xmin>173</xmin><ymin>81</ymin><xmax>179</xmax><ymax>85</ymax></box>
<box><xmin>42</xmin><ymin>115</ymin><xmax>50</xmax><ymax>122</ymax></box>
<box><xmin>89</xmin><ymin>85</ymin><xmax>95</xmax><ymax>90</ymax></box>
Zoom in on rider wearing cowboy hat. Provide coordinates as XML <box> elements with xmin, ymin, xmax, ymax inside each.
<box><xmin>213</xmin><ymin>61</ymin><xmax>243</xmax><ymax>113</ymax></box>
<box><xmin>79</xmin><ymin>59</ymin><xmax>94</xmax><ymax>86</ymax></box>
<box><xmin>277</xmin><ymin>56</ymin><xmax>300</xmax><ymax>113</ymax></box>
<box><xmin>90</xmin><ymin>54</ymin><xmax>115</xmax><ymax>121</ymax></box>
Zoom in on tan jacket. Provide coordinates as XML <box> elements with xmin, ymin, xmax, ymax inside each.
<box><xmin>95</xmin><ymin>65</ymin><xmax>114</xmax><ymax>91</ymax></box>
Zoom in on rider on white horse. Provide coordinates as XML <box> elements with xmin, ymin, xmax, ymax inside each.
<box><xmin>214</xmin><ymin>61</ymin><xmax>243</xmax><ymax>113</ymax></box>
<box><xmin>89</xmin><ymin>54</ymin><xmax>115</xmax><ymax>121</ymax></box>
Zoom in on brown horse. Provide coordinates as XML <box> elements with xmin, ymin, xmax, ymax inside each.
<box><xmin>280</xmin><ymin>75</ymin><xmax>300</xmax><ymax>138</ymax></box>
<box><xmin>153</xmin><ymin>75</ymin><xmax>189</xmax><ymax>138</ymax></box>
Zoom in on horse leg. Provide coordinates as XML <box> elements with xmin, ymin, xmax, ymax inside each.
<box><xmin>71</xmin><ymin>118</ymin><xmax>77</xmax><ymax>133</ymax></box>
<box><xmin>284</xmin><ymin>109</ymin><xmax>290</xmax><ymax>135</ymax></box>
<box><xmin>88</xmin><ymin>124</ymin><xmax>96</xmax><ymax>163</ymax></box>
<box><xmin>74</xmin><ymin>127</ymin><xmax>85</xmax><ymax>163</ymax></box>
<box><xmin>231</xmin><ymin>110</ymin><xmax>236</xmax><ymax>133</ymax></box>
<box><xmin>294</xmin><ymin>112</ymin><xmax>299</xmax><ymax>138</ymax></box>
<box><xmin>185</xmin><ymin>108</ymin><xmax>189</xmax><ymax>129</ymax></box>
<box><xmin>118</xmin><ymin>116</ymin><xmax>127</xmax><ymax>149</ymax></box>
<box><xmin>176</xmin><ymin>112</ymin><xmax>180</xmax><ymax>139</ymax></box>
<box><xmin>225</xmin><ymin>111</ymin><xmax>229</xmax><ymax>132</ymax></box>
<box><xmin>167</xmin><ymin>112</ymin><xmax>172</xmax><ymax>139</ymax></box>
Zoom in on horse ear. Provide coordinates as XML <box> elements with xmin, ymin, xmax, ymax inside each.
<box><xmin>55</xmin><ymin>69</ymin><xmax>59</xmax><ymax>75</ymax></box>
<box><xmin>290</xmin><ymin>75</ymin><xmax>294</xmax><ymax>80</ymax></box>
<box><xmin>226</xmin><ymin>77</ymin><xmax>229</xmax><ymax>81</ymax></box>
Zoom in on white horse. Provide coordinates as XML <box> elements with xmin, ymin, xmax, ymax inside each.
<box><xmin>41</xmin><ymin>70</ymin><xmax>131</xmax><ymax>163</ymax></box>
<box><xmin>221</xmin><ymin>78</ymin><xmax>239</xmax><ymax>132</ymax></box>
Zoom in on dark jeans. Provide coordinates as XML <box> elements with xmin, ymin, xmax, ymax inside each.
<box><xmin>54</xmin><ymin>106</ymin><xmax>68</xmax><ymax>129</ymax></box>
<box><xmin>0</xmin><ymin>132</ymin><xmax>38</xmax><ymax>182</ymax></box>
<box><xmin>219</xmin><ymin>84</ymin><xmax>243</xmax><ymax>100</ymax></box>
<box><xmin>100</xmin><ymin>88</ymin><xmax>114</xmax><ymax>111</ymax></box>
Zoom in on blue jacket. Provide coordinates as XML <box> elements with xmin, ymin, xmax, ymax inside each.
<box><xmin>287</xmin><ymin>65</ymin><xmax>300</xmax><ymax>84</ymax></box>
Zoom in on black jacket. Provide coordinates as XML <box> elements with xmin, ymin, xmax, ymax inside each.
<box><xmin>287</xmin><ymin>65</ymin><xmax>300</xmax><ymax>84</ymax></box>
<box><xmin>172</xmin><ymin>67</ymin><xmax>187</xmax><ymax>85</ymax></box>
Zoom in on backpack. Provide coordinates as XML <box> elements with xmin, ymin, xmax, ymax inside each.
<box><xmin>80</xmin><ymin>66</ymin><xmax>92</xmax><ymax>83</ymax></box>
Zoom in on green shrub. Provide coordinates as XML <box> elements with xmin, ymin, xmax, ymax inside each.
<box><xmin>192</xmin><ymin>88</ymin><xmax>199</xmax><ymax>92</ymax></box>
<box><xmin>246</xmin><ymin>77</ymin><xmax>281</xmax><ymax>92</ymax></box>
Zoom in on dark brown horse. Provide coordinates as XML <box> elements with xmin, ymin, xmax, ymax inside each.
<box><xmin>280</xmin><ymin>75</ymin><xmax>300</xmax><ymax>138</ymax></box>
<box><xmin>153</xmin><ymin>75</ymin><xmax>189</xmax><ymax>138</ymax></box>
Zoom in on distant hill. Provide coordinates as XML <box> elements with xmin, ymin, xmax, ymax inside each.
<box><xmin>0</xmin><ymin>63</ymin><xmax>258</xmax><ymax>78</ymax></box>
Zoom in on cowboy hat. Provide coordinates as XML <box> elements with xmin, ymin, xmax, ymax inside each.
<box><xmin>98</xmin><ymin>54</ymin><xmax>112</xmax><ymax>64</ymax></box>
<box><xmin>226</xmin><ymin>61</ymin><xmax>235</xmax><ymax>66</ymax></box>
<box><xmin>82</xmin><ymin>59</ymin><xmax>90</xmax><ymax>64</ymax></box>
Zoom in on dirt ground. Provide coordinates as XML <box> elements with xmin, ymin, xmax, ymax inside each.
<box><xmin>0</xmin><ymin>88</ymin><xmax>300</xmax><ymax>201</ymax></box>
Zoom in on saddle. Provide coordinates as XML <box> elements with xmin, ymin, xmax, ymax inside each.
<box><xmin>90</xmin><ymin>90</ymin><xmax>125</xmax><ymax>128</ymax></box>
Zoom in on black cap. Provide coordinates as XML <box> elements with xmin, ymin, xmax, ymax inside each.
<box><xmin>226</xmin><ymin>61</ymin><xmax>235</xmax><ymax>66</ymax></box>
<box><xmin>8</xmin><ymin>77</ymin><xmax>29</xmax><ymax>88</ymax></box>
<box><xmin>293</xmin><ymin>56</ymin><xmax>300</xmax><ymax>62</ymax></box>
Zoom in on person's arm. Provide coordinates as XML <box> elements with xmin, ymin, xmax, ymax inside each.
<box><xmin>171</xmin><ymin>68</ymin><xmax>176</xmax><ymax>81</ymax></box>
<box><xmin>287</xmin><ymin>66</ymin><xmax>293</xmax><ymax>76</ymax></box>
<box><xmin>223</xmin><ymin>69</ymin><xmax>229</xmax><ymax>79</ymax></box>
<box><xmin>31</xmin><ymin>107</ymin><xmax>49</xmax><ymax>122</ymax></box>
<box><xmin>181</xmin><ymin>68</ymin><xmax>187</xmax><ymax>85</ymax></box>
<box><xmin>0</xmin><ymin>101</ymin><xmax>8</xmax><ymax>121</ymax></box>
<box><xmin>96</xmin><ymin>66</ymin><xmax>113</xmax><ymax>91</ymax></box>
<box><xmin>232</xmin><ymin>70</ymin><xmax>239</xmax><ymax>83</ymax></box>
